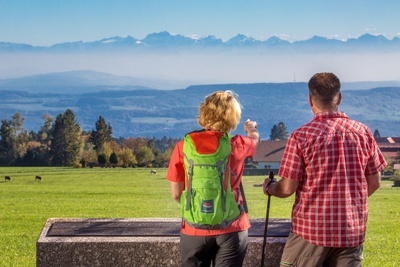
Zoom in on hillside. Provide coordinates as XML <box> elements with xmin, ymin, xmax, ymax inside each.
<box><xmin>0</xmin><ymin>74</ymin><xmax>399</xmax><ymax>138</ymax></box>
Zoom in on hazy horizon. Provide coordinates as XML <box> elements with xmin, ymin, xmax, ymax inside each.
<box><xmin>1</xmin><ymin>50</ymin><xmax>400</xmax><ymax>88</ymax></box>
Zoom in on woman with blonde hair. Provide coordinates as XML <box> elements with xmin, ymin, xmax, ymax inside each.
<box><xmin>167</xmin><ymin>90</ymin><xmax>260</xmax><ymax>266</ymax></box>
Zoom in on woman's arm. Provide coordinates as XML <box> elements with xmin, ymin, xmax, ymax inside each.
<box><xmin>170</xmin><ymin>181</ymin><xmax>185</xmax><ymax>203</ymax></box>
<box><xmin>244</xmin><ymin>119</ymin><xmax>260</xmax><ymax>145</ymax></box>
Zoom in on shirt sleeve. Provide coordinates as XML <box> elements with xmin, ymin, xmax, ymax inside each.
<box><xmin>228</xmin><ymin>134</ymin><xmax>258</xmax><ymax>191</ymax></box>
<box><xmin>365</xmin><ymin>136</ymin><xmax>388</xmax><ymax>176</ymax></box>
<box><xmin>230</xmin><ymin>134</ymin><xmax>257</xmax><ymax>159</ymax></box>
<box><xmin>166</xmin><ymin>140</ymin><xmax>185</xmax><ymax>183</ymax></box>
<box><xmin>278</xmin><ymin>133</ymin><xmax>304</xmax><ymax>181</ymax></box>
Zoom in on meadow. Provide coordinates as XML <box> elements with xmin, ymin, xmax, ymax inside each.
<box><xmin>0</xmin><ymin>167</ymin><xmax>399</xmax><ymax>266</ymax></box>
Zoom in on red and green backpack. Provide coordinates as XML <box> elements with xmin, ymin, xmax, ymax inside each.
<box><xmin>180</xmin><ymin>130</ymin><xmax>241</xmax><ymax>229</ymax></box>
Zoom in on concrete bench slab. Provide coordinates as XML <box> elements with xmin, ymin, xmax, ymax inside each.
<box><xmin>37</xmin><ymin>218</ymin><xmax>291</xmax><ymax>267</ymax></box>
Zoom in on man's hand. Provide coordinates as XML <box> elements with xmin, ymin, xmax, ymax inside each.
<box><xmin>263</xmin><ymin>177</ymin><xmax>277</xmax><ymax>196</ymax></box>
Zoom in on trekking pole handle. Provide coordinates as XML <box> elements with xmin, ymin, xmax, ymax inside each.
<box><xmin>263</xmin><ymin>172</ymin><xmax>276</xmax><ymax>196</ymax></box>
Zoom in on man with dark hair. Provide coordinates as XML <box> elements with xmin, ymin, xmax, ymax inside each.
<box><xmin>263</xmin><ymin>72</ymin><xmax>387</xmax><ymax>266</ymax></box>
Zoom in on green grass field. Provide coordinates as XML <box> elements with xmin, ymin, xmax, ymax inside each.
<box><xmin>0</xmin><ymin>167</ymin><xmax>399</xmax><ymax>266</ymax></box>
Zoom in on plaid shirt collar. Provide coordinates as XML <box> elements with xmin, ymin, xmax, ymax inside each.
<box><xmin>312</xmin><ymin>111</ymin><xmax>349</xmax><ymax>121</ymax></box>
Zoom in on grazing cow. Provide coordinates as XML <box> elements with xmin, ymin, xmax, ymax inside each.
<box><xmin>150</xmin><ymin>170</ymin><xmax>157</xmax><ymax>174</ymax></box>
<box><xmin>35</xmin><ymin>176</ymin><xmax>42</xmax><ymax>181</ymax></box>
<box><xmin>5</xmin><ymin>176</ymin><xmax>11</xmax><ymax>181</ymax></box>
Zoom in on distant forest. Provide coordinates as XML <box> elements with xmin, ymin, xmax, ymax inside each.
<box><xmin>0</xmin><ymin>110</ymin><xmax>179</xmax><ymax>167</ymax></box>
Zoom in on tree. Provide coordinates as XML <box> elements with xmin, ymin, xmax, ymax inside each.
<box><xmin>12</xmin><ymin>113</ymin><xmax>30</xmax><ymax>161</ymax></box>
<box><xmin>0</xmin><ymin>113</ymin><xmax>29</xmax><ymax>165</ymax></box>
<box><xmin>373</xmin><ymin>129</ymin><xmax>381</xmax><ymax>138</ymax></box>
<box><xmin>98</xmin><ymin>154</ymin><xmax>107</xmax><ymax>167</ymax></box>
<box><xmin>80</xmin><ymin>134</ymin><xmax>97</xmax><ymax>167</ymax></box>
<box><xmin>49</xmin><ymin>109</ymin><xmax>82</xmax><ymax>166</ymax></box>
<box><xmin>121</xmin><ymin>137</ymin><xmax>148</xmax><ymax>155</ymax></box>
<box><xmin>136</xmin><ymin>146</ymin><xmax>155</xmax><ymax>167</ymax></box>
<box><xmin>22</xmin><ymin>141</ymin><xmax>50</xmax><ymax>166</ymax></box>
<box><xmin>154</xmin><ymin>136</ymin><xmax>179</xmax><ymax>153</ymax></box>
<box><xmin>269</xmin><ymin>121</ymin><xmax>289</xmax><ymax>140</ymax></box>
<box><xmin>0</xmin><ymin>119</ymin><xmax>19</xmax><ymax>165</ymax></box>
<box><xmin>38</xmin><ymin>114</ymin><xmax>54</xmax><ymax>144</ymax></box>
<box><xmin>90</xmin><ymin>116</ymin><xmax>112</xmax><ymax>153</ymax></box>
<box><xmin>118</xmin><ymin>148</ymin><xmax>137</xmax><ymax>167</ymax></box>
<box><xmin>109</xmin><ymin>151</ymin><xmax>119</xmax><ymax>166</ymax></box>
<box><xmin>154</xmin><ymin>145</ymin><xmax>174</xmax><ymax>167</ymax></box>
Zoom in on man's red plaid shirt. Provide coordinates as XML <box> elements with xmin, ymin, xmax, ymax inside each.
<box><xmin>278</xmin><ymin>111</ymin><xmax>387</xmax><ymax>247</ymax></box>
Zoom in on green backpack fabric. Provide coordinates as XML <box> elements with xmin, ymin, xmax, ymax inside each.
<box><xmin>180</xmin><ymin>130</ymin><xmax>241</xmax><ymax>229</ymax></box>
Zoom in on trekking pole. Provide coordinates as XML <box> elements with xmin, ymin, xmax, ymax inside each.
<box><xmin>239</xmin><ymin>181</ymin><xmax>249</xmax><ymax>213</ymax></box>
<box><xmin>261</xmin><ymin>171</ymin><xmax>274</xmax><ymax>267</ymax></box>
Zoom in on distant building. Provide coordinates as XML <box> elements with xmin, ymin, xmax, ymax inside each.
<box><xmin>252</xmin><ymin>140</ymin><xmax>287</xmax><ymax>169</ymax></box>
<box><xmin>374</xmin><ymin>137</ymin><xmax>400</xmax><ymax>159</ymax></box>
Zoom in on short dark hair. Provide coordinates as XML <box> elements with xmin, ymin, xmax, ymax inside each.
<box><xmin>308</xmin><ymin>72</ymin><xmax>341</xmax><ymax>107</ymax></box>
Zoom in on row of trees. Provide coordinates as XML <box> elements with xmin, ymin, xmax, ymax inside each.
<box><xmin>2</xmin><ymin>110</ymin><xmax>397</xmax><ymax>173</ymax></box>
<box><xmin>0</xmin><ymin>110</ymin><xmax>178</xmax><ymax>167</ymax></box>
<box><xmin>0</xmin><ymin>109</ymin><xmax>290</xmax><ymax>167</ymax></box>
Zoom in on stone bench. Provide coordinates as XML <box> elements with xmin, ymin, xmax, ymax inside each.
<box><xmin>37</xmin><ymin>218</ymin><xmax>291</xmax><ymax>267</ymax></box>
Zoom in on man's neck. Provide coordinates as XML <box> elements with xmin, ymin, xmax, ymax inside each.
<box><xmin>311</xmin><ymin>104</ymin><xmax>338</xmax><ymax>115</ymax></box>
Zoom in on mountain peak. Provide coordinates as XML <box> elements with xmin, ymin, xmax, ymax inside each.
<box><xmin>1</xmin><ymin>31</ymin><xmax>399</xmax><ymax>52</ymax></box>
<box><xmin>226</xmin><ymin>34</ymin><xmax>257</xmax><ymax>45</ymax></box>
<box><xmin>348</xmin><ymin>33</ymin><xmax>390</xmax><ymax>44</ymax></box>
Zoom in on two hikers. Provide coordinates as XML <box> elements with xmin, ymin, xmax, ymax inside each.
<box><xmin>167</xmin><ymin>72</ymin><xmax>387</xmax><ymax>267</ymax></box>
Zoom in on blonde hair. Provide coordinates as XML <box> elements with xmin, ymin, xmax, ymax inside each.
<box><xmin>197</xmin><ymin>90</ymin><xmax>242</xmax><ymax>132</ymax></box>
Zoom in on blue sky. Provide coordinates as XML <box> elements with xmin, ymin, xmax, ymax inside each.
<box><xmin>1</xmin><ymin>0</ymin><xmax>400</xmax><ymax>84</ymax></box>
<box><xmin>1</xmin><ymin>0</ymin><xmax>399</xmax><ymax>46</ymax></box>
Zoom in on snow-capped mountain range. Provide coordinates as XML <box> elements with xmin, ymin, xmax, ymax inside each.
<box><xmin>1</xmin><ymin>32</ymin><xmax>399</xmax><ymax>52</ymax></box>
